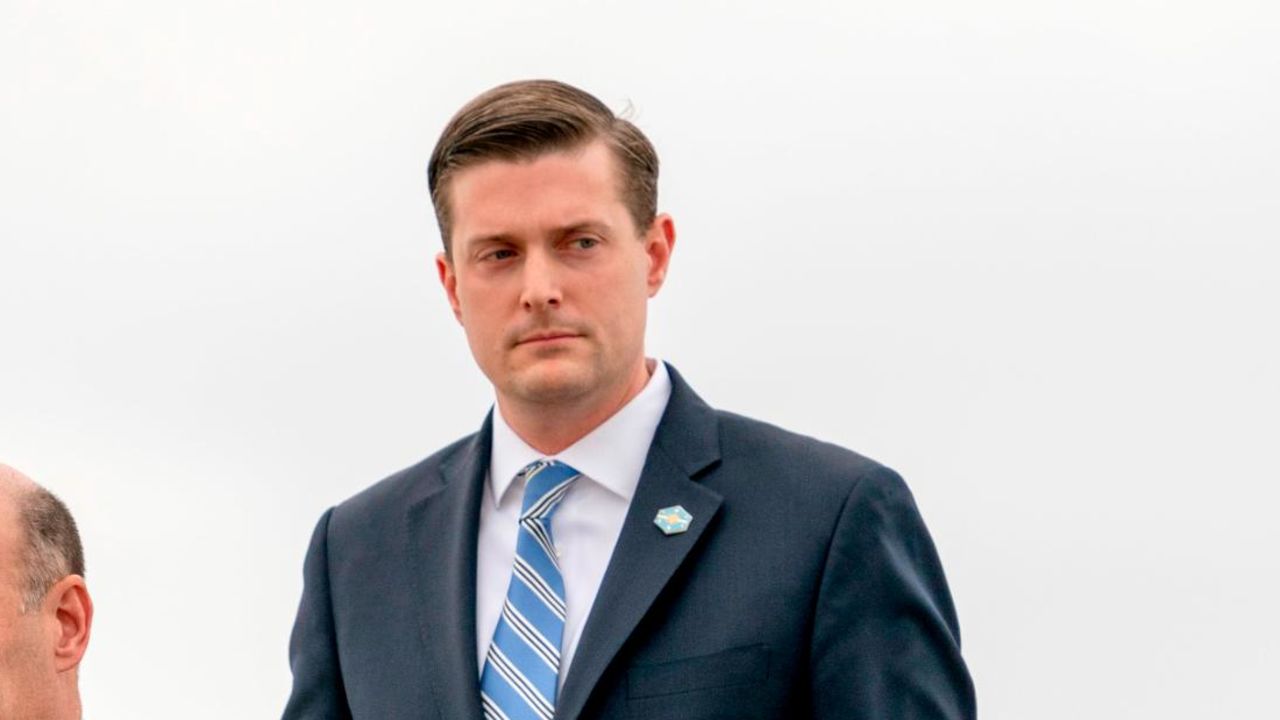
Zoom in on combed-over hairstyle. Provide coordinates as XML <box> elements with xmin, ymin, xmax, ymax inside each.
<box><xmin>18</xmin><ymin>486</ymin><xmax>84</xmax><ymax>612</ymax></box>
<box><xmin>427</xmin><ymin>79</ymin><xmax>660</xmax><ymax>256</ymax></box>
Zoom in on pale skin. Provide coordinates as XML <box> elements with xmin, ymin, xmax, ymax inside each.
<box><xmin>0</xmin><ymin>465</ymin><xmax>92</xmax><ymax>720</ymax></box>
<box><xmin>436</xmin><ymin>139</ymin><xmax>676</xmax><ymax>454</ymax></box>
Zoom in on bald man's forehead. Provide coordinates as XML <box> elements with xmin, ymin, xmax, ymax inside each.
<box><xmin>0</xmin><ymin>464</ymin><xmax>37</xmax><ymax>495</ymax></box>
<box><xmin>0</xmin><ymin>470</ymin><xmax>23</xmax><ymax>583</ymax></box>
<box><xmin>0</xmin><ymin>465</ymin><xmax>32</xmax><ymax>553</ymax></box>
<box><xmin>0</xmin><ymin>464</ymin><xmax>32</xmax><ymax>482</ymax></box>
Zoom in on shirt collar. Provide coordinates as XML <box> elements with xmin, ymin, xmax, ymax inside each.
<box><xmin>489</xmin><ymin>359</ymin><xmax>672</xmax><ymax>507</ymax></box>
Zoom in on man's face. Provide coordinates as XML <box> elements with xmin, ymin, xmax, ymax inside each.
<box><xmin>437</xmin><ymin>139</ymin><xmax>673</xmax><ymax>409</ymax></box>
<box><xmin>0</xmin><ymin>494</ymin><xmax>56</xmax><ymax>719</ymax></box>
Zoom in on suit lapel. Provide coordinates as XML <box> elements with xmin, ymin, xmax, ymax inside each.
<box><xmin>556</xmin><ymin>365</ymin><xmax>723</xmax><ymax>720</ymax></box>
<box><xmin>404</xmin><ymin>415</ymin><xmax>492</xmax><ymax>720</ymax></box>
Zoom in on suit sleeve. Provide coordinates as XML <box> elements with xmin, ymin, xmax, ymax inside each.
<box><xmin>282</xmin><ymin>507</ymin><xmax>354</xmax><ymax>720</ymax></box>
<box><xmin>809</xmin><ymin>466</ymin><xmax>976</xmax><ymax>719</ymax></box>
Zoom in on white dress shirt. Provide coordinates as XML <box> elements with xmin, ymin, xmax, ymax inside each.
<box><xmin>475</xmin><ymin>359</ymin><xmax>672</xmax><ymax>687</ymax></box>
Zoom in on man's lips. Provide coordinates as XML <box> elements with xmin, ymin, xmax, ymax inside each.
<box><xmin>515</xmin><ymin>331</ymin><xmax>582</xmax><ymax>346</ymax></box>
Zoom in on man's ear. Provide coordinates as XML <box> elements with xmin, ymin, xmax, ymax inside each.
<box><xmin>46</xmin><ymin>575</ymin><xmax>92</xmax><ymax>673</ymax></box>
<box><xmin>644</xmin><ymin>213</ymin><xmax>676</xmax><ymax>297</ymax></box>
<box><xmin>436</xmin><ymin>251</ymin><xmax>464</xmax><ymax>323</ymax></box>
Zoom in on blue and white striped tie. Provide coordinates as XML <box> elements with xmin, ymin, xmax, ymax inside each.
<box><xmin>480</xmin><ymin>460</ymin><xmax>581</xmax><ymax>720</ymax></box>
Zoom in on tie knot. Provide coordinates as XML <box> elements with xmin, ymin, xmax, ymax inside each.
<box><xmin>517</xmin><ymin>460</ymin><xmax>580</xmax><ymax>521</ymax></box>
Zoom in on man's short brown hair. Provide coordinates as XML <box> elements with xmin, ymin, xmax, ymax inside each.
<box><xmin>427</xmin><ymin>79</ymin><xmax>660</xmax><ymax>256</ymax></box>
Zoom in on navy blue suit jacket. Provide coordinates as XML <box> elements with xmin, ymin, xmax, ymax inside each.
<box><xmin>283</xmin><ymin>365</ymin><xmax>975</xmax><ymax>719</ymax></box>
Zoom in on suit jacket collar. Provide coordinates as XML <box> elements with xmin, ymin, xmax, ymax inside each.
<box><xmin>489</xmin><ymin>358</ymin><xmax>674</xmax><ymax>506</ymax></box>
<box><xmin>403</xmin><ymin>364</ymin><xmax>723</xmax><ymax>720</ymax></box>
<box><xmin>557</xmin><ymin>363</ymin><xmax>724</xmax><ymax>720</ymax></box>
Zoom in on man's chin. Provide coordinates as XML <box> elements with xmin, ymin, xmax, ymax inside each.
<box><xmin>505</xmin><ymin>361</ymin><xmax>597</xmax><ymax>405</ymax></box>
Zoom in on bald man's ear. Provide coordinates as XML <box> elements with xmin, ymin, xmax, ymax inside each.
<box><xmin>46</xmin><ymin>575</ymin><xmax>92</xmax><ymax>673</ymax></box>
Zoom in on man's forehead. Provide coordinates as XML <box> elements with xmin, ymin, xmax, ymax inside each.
<box><xmin>0</xmin><ymin>467</ymin><xmax>25</xmax><ymax>571</ymax></box>
<box><xmin>0</xmin><ymin>464</ymin><xmax>36</xmax><ymax>497</ymax></box>
<box><xmin>448</xmin><ymin>143</ymin><xmax>629</xmax><ymax>245</ymax></box>
<box><xmin>0</xmin><ymin>465</ymin><xmax>35</xmax><ymax>537</ymax></box>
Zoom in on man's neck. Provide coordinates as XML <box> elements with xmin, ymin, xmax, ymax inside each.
<box><xmin>497</xmin><ymin>359</ymin><xmax>654</xmax><ymax>455</ymax></box>
<box><xmin>53</xmin><ymin>680</ymin><xmax>81</xmax><ymax>720</ymax></box>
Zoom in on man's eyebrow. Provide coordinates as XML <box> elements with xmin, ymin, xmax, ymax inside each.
<box><xmin>558</xmin><ymin>220</ymin><xmax>613</xmax><ymax>236</ymax></box>
<box><xmin>462</xmin><ymin>232</ymin><xmax>518</xmax><ymax>249</ymax></box>
<box><xmin>461</xmin><ymin>221</ymin><xmax>616</xmax><ymax>250</ymax></box>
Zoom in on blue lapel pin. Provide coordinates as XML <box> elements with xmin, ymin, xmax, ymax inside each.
<box><xmin>654</xmin><ymin>505</ymin><xmax>693</xmax><ymax>535</ymax></box>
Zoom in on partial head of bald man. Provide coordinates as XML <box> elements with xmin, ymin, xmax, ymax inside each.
<box><xmin>0</xmin><ymin>464</ymin><xmax>92</xmax><ymax>720</ymax></box>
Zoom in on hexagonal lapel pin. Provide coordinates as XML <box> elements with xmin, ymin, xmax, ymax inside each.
<box><xmin>653</xmin><ymin>505</ymin><xmax>693</xmax><ymax>535</ymax></box>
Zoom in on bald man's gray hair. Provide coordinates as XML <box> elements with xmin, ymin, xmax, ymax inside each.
<box><xmin>19</xmin><ymin>486</ymin><xmax>85</xmax><ymax>612</ymax></box>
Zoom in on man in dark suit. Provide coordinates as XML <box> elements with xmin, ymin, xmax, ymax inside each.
<box><xmin>283</xmin><ymin>79</ymin><xmax>975</xmax><ymax>720</ymax></box>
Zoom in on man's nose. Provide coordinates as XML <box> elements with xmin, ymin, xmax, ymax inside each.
<box><xmin>519</xmin><ymin>249</ymin><xmax>563</xmax><ymax>311</ymax></box>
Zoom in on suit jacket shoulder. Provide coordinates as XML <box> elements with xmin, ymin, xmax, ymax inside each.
<box><xmin>326</xmin><ymin>431</ymin><xmax>473</xmax><ymax>536</ymax></box>
<box><xmin>711</xmin><ymin>408</ymin><xmax>890</xmax><ymax>491</ymax></box>
<box><xmin>286</xmin><ymin>420</ymin><xmax>496</xmax><ymax>720</ymax></box>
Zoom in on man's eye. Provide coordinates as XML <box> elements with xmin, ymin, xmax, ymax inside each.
<box><xmin>572</xmin><ymin>237</ymin><xmax>599</xmax><ymax>250</ymax></box>
<box><xmin>485</xmin><ymin>249</ymin><xmax>516</xmax><ymax>261</ymax></box>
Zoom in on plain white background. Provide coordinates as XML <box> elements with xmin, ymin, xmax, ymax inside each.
<box><xmin>2</xmin><ymin>1</ymin><xmax>1277</xmax><ymax>717</ymax></box>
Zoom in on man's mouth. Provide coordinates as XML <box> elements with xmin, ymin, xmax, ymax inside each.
<box><xmin>516</xmin><ymin>331</ymin><xmax>581</xmax><ymax>346</ymax></box>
